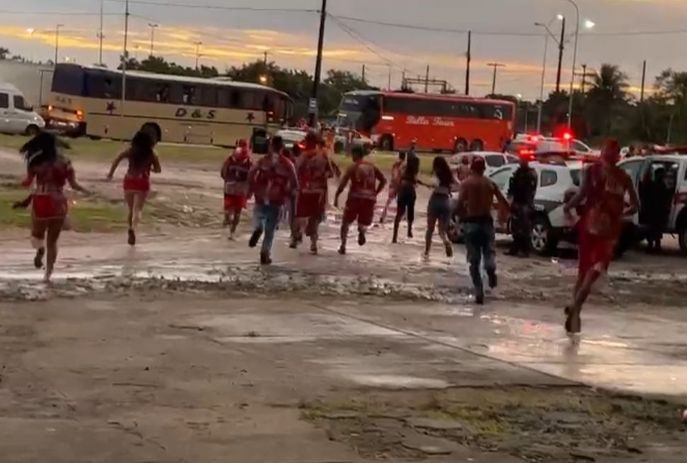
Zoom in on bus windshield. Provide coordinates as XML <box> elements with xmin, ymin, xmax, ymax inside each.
<box><xmin>338</xmin><ymin>93</ymin><xmax>381</xmax><ymax>132</ymax></box>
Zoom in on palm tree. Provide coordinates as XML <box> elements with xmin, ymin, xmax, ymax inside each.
<box><xmin>585</xmin><ymin>64</ymin><xmax>631</xmax><ymax>136</ymax></box>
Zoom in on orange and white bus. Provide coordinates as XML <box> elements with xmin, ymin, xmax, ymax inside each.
<box><xmin>337</xmin><ymin>91</ymin><xmax>515</xmax><ymax>153</ymax></box>
<box><xmin>47</xmin><ymin>63</ymin><xmax>293</xmax><ymax>148</ymax></box>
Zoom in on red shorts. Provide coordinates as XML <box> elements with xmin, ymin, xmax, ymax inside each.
<box><xmin>578</xmin><ymin>230</ymin><xmax>616</xmax><ymax>277</ymax></box>
<box><xmin>296</xmin><ymin>191</ymin><xmax>326</xmax><ymax>219</ymax></box>
<box><xmin>343</xmin><ymin>197</ymin><xmax>376</xmax><ymax>227</ymax></box>
<box><xmin>32</xmin><ymin>194</ymin><xmax>67</xmax><ymax>220</ymax></box>
<box><xmin>224</xmin><ymin>194</ymin><xmax>247</xmax><ymax>211</ymax></box>
<box><xmin>123</xmin><ymin>176</ymin><xmax>150</xmax><ymax>193</ymax></box>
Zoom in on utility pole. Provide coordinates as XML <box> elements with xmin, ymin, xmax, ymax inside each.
<box><xmin>194</xmin><ymin>41</ymin><xmax>202</xmax><ymax>70</ymax></box>
<box><xmin>310</xmin><ymin>0</ymin><xmax>327</xmax><ymax>127</ymax></box>
<box><xmin>361</xmin><ymin>64</ymin><xmax>366</xmax><ymax>84</ymax></box>
<box><xmin>580</xmin><ymin>64</ymin><xmax>587</xmax><ymax>93</ymax></box>
<box><xmin>98</xmin><ymin>0</ymin><xmax>104</xmax><ymax>65</ymax></box>
<box><xmin>121</xmin><ymin>0</ymin><xmax>129</xmax><ymax>119</ymax></box>
<box><xmin>54</xmin><ymin>24</ymin><xmax>64</xmax><ymax>64</ymax></box>
<box><xmin>640</xmin><ymin>60</ymin><xmax>647</xmax><ymax>103</ymax></box>
<box><xmin>555</xmin><ymin>17</ymin><xmax>566</xmax><ymax>92</ymax></box>
<box><xmin>263</xmin><ymin>50</ymin><xmax>268</xmax><ymax>65</ymax></box>
<box><xmin>387</xmin><ymin>65</ymin><xmax>392</xmax><ymax>90</ymax></box>
<box><xmin>148</xmin><ymin>23</ymin><xmax>158</xmax><ymax>57</ymax></box>
<box><xmin>465</xmin><ymin>30</ymin><xmax>472</xmax><ymax>95</ymax></box>
<box><xmin>424</xmin><ymin>65</ymin><xmax>430</xmax><ymax>93</ymax></box>
<box><xmin>487</xmin><ymin>62</ymin><xmax>505</xmax><ymax>95</ymax></box>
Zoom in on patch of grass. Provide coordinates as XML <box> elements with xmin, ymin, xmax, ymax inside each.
<box><xmin>0</xmin><ymin>133</ymin><xmax>227</xmax><ymax>165</ymax></box>
<box><xmin>0</xmin><ymin>186</ymin><xmax>127</xmax><ymax>233</ymax></box>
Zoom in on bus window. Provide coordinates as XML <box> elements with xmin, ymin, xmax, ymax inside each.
<box><xmin>84</xmin><ymin>71</ymin><xmax>121</xmax><ymax>99</ymax></box>
<box><xmin>52</xmin><ymin>64</ymin><xmax>85</xmax><ymax>95</ymax></box>
<box><xmin>239</xmin><ymin>91</ymin><xmax>261</xmax><ymax>110</ymax></box>
<box><xmin>480</xmin><ymin>103</ymin><xmax>513</xmax><ymax>121</ymax></box>
<box><xmin>182</xmin><ymin>86</ymin><xmax>196</xmax><ymax>105</ymax></box>
<box><xmin>200</xmin><ymin>85</ymin><xmax>218</xmax><ymax>107</ymax></box>
<box><xmin>156</xmin><ymin>84</ymin><xmax>170</xmax><ymax>103</ymax></box>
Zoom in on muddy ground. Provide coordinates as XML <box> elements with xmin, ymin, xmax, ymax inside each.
<box><xmin>1</xmin><ymin>147</ymin><xmax>686</xmax><ymax>462</ymax></box>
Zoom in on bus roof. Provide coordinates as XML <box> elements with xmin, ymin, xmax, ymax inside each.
<box><xmin>344</xmin><ymin>90</ymin><xmax>514</xmax><ymax>105</ymax></box>
<box><xmin>59</xmin><ymin>63</ymin><xmax>290</xmax><ymax>98</ymax></box>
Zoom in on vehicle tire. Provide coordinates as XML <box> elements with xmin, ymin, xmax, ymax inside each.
<box><xmin>334</xmin><ymin>141</ymin><xmax>344</xmax><ymax>154</ymax></box>
<box><xmin>25</xmin><ymin>124</ymin><xmax>40</xmax><ymax>137</ymax></box>
<box><xmin>448</xmin><ymin>215</ymin><xmax>464</xmax><ymax>244</ymax></box>
<box><xmin>614</xmin><ymin>223</ymin><xmax>638</xmax><ymax>258</ymax></box>
<box><xmin>531</xmin><ymin>215</ymin><xmax>557</xmax><ymax>256</ymax></box>
<box><xmin>140</xmin><ymin>122</ymin><xmax>161</xmax><ymax>144</ymax></box>
<box><xmin>379</xmin><ymin>135</ymin><xmax>394</xmax><ymax>152</ymax></box>
<box><xmin>454</xmin><ymin>138</ymin><xmax>468</xmax><ymax>153</ymax></box>
<box><xmin>678</xmin><ymin>223</ymin><xmax>687</xmax><ymax>256</ymax></box>
<box><xmin>469</xmin><ymin>139</ymin><xmax>484</xmax><ymax>151</ymax></box>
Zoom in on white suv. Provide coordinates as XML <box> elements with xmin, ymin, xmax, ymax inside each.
<box><xmin>618</xmin><ymin>154</ymin><xmax>687</xmax><ymax>255</ymax></box>
<box><xmin>449</xmin><ymin>161</ymin><xmax>583</xmax><ymax>255</ymax></box>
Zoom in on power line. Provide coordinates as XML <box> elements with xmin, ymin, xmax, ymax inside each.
<box><xmin>0</xmin><ymin>9</ymin><xmax>119</xmax><ymax>16</ymax></box>
<box><xmin>105</xmin><ymin>0</ymin><xmax>317</xmax><ymax>13</ymax></box>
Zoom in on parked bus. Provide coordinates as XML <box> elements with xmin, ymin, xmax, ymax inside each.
<box><xmin>47</xmin><ymin>63</ymin><xmax>293</xmax><ymax>148</ymax></box>
<box><xmin>337</xmin><ymin>91</ymin><xmax>515</xmax><ymax>153</ymax></box>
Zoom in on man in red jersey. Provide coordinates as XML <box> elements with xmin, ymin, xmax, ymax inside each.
<box><xmin>221</xmin><ymin>139</ymin><xmax>253</xmax><ymax>240</ymax></box>
<box><xmin>248</xmin><ymin>136</ymin><xmax>298</xmax><ymax>265</ymax></box>
<box><xmin>292</xmin><ymin>131</ymin><xmax>337</xmax><ymax>254</ymax></box>
<box><xmin>334</xmin><ymin>146</ymin><xmax>387</xmax><ymax>255</ymax></box>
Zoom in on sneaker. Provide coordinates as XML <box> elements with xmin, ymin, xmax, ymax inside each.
<box><xmin>487</xmin><ymin>271</ymin><xmax>498</xmax><ymax>289</ymax></box>
<box><xmin>358</xmin><ymin>231</ymin><xmax>366</xmax><ymax>246</ymax></box>
<box><xmin>407</xmin><ymin>229</ymin><xmax>413</xmax><ymax>239</ymax></box>
<box><xmin>127</xmin><ymin>229</ymin><xmax>136</xmax><ymax>246</ymax></box>
<box><xmin>475</xmin><ymin>293</ymin><xmax>485</xmax><ymax>305</ymax></box>
<box><xmin>249</xmin><ymin>229</ymin><xmax>263</xmax><ymax>248</ymax></box>
<box><xmin>260</xmin><ymin>252</ymin><xmax>272</xmax><ymax>265</ymax></box>
<box><xmin>338</xmin><ymin>246</ymin><xmax>346</xmax><ymax>255</ymax></box>
<box><xmin>33</xmin><ymin>247</ymin><xmax>45</xmax><ymax>269</ymax></box>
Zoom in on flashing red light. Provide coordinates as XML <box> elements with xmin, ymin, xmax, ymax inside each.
<box><xmin>562</xmin><ymin>132</ymin><xmax>573</xmax><ymax>141</ymax></box>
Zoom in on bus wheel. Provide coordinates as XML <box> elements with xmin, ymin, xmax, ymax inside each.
<box><xmin>25</xmin><ymin>124</ymin><xmax>41</xmax><ymax>137</ymax></box>
<box><xmin>469</xmin><ymin>139</ymin><xmax>484</xmax><ymax>151</ymax></box>
<box><xmin>379</xmin><ymin>135</ymin><xmax>394</xmax><ymax>152</ymax></box>
<box><xmin>141</xmin><ymin>123</ymin><xmax>161</xmax><ymax>144</ymax></box>
<box><xmin>453</xmin><ymin>138</ymin><xmax>468</xmax><ymax>153</ymax></box>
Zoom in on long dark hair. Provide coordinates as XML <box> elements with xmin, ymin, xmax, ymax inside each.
<box><xmin>129</xmin><ymin>131</ymin><xmax>155</xmax><ymax>168</ymax></box>
<box><xmin>20</xmin><ymin>131</ymin><xmax>58</xmax><ymax>168</ymax></box>
<box><xmin>404</xmin><ymin>152</ymin><xmax>420</xmax><ymax>179</ymax></box>
<box><xmin>433</xmin><ymin>156</ymin><xmax>453</xmax><ymax>187</ymax></box>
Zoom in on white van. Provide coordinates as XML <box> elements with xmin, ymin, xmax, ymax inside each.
<box><xmin>0</xmin><ymin>82</ymin><xmax>45</xmax><ymax>135</ymax></box>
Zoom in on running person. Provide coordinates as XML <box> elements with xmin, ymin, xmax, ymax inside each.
<box><xmin>248</xmin><ymin>136</ymin><xmax>298</xmax><ymax>265</ymax></box>
<box><xmin>380</xmin><ymin>151</ymin><xmax>405</xmax><ymax>224</ymax></box>
<box><xmin>292</xmin><ymin>132</ymin><xmax>337</xmax><ymax>254</ymax></box>
<box><xmin>392</xmin><ymin>152</ymin><xmax>420</xmax><ymax>243</ymax></box>
<box><xmin>422</xmin><ymin>156</ymin><xmax>458</xmax><ymax>258</ymax></box>
<box><xmin>13</xmin><ymin>132</ymin><xmax>88</xmax><ymax>281</ymax></box>
<box><xmin>221</xmin><ymin>140</ymin><xmax>253</xmax><ymax>240</ymax></box>
<box><xmin>106</xmin><ymin>131</ymin><xmax>161</xmax><ymax>246</ymax></box>
<box><xmin>334</xmin><ymin>146</ymin><xmax>387</xmax><ymax>255</ymax></box>
<box><xmin>563</xmin><ymin>140</ymin><xmax>639</xmax><ymax>334</ymax></box>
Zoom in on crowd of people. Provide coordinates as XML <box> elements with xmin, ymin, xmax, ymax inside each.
<box><xmin>11</xmin><ymin>128</ymin><xmax>639</xmax><ymax>336</ymax></box>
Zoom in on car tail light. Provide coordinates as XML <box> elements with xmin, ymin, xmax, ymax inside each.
<box><xmin>675</xmin><ymin>192</ymin><xmax>687</xmax><ymax>205</ymax></box>
<box><xmin>76</xmin><ymin>109</ymin><xmax>84</xmax><ymax>121</ymax></box>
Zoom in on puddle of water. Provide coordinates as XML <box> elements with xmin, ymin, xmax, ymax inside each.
<box><xmin>346</xmin><ymin>374</ymin><xmax>450</xmax><ymax>389</ymax></box>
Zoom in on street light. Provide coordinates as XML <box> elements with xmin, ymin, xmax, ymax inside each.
<box><xmin>259</xmin><ymin>75</ymin><xmax>268</xmax><ymax>84</ymax></box>
<box><xmin>54</xmin><ymin>24</ymin><xmax>64</xmax><ymax>64</ymax></box>
<box><xmin>194</xmin><ymin>41</ymin><xmax>202</xmax><ymax>70</ymax></box>
<box><xmin>148</xmin><ymin>23</ymin><xmax>158</xmax><ymax>57</ymax></box>
<box><xmin>534</xmin><ymin>15</ymin><xmax>564</xmax><ymax>134</ymax></box>
<box><xmin>565</xmin><ymin>0</ymin><xmax>595</xmax><ymax>128</ymax></box>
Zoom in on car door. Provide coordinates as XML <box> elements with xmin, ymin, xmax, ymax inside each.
<box><xmin>618</xmin><ymin>158</ymin><xmax>647</xmax><ymax>226</ymax></box>
<box><xmin>10</xmin><ymin>94</ymin><xmax>31</xmax><ymax>133</ymax></box>
<box><xmin>0</xmin><ymin>92</ymin><xmax>11</xmax><ymax>133</ymax></box>
<box><xmin>488</xmin><ymin>165</ymin><xmax>516</xmax><ymax>232</ymax></box>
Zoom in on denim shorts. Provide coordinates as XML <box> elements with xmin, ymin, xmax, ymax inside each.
<box><xmin>427</xmin><ymin>193</ymin><xmax>451</xmax><ymax>225</ymax></box>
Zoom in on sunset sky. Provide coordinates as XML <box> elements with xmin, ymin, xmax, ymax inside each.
<box><xmin>1</xmin><ymin>0</ymin><xmax>686</xmax><ymax>99</ymax></box>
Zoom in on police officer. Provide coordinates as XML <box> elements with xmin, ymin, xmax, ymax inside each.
<box><xmin>506</xmin><ymin>155</ymin><xmax>537</xmax><ymax>257</ymax></box>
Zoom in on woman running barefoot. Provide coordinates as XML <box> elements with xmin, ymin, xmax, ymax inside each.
<box><xmin>14</xmin><ymin>132</ymin><xmax>88</xmax><ymax>281</ymax></box>
<box><xmin>380</xmin><ymin>151</ymin><xmax>405</xmax><ymax>224</ymax></box>
<box><xmin>422</xmin><ymin>156</ymin><xmax>458</xmax><ymax>258</ymax></box>
<box><xmin>106</xmin><ymin>131</ymin><xmax>161</xmax><ymax>246</ymax></box>
<box><xmin>392</xmin><ymin>152</ymin><xmax>420</xmax><ymax>243</ymax></box>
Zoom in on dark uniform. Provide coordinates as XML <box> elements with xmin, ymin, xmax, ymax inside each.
<box><xmin>507</xmin><ymin>166</ymin><xmax>538</xmax><ymax>256</ymax></box>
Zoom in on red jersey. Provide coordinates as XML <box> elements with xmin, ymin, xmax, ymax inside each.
<box><xmin>27</xmin><ymin>157</ymin><xmax>75</xmax><ymax>219</ymax></box>
<box><xmin>296</xmin><ymin>149</ymin><xmax>334</xmax><ymax>195</ymax></box>
<box><xmin>347</xmin><ymin>160</ymin><xmax>386</xmax><ymax>201</ymax></box>
<box><xmin>222</xmin><ymin>153</ymin><xmax>253</xmax><ymax>196</ymax></box>
<box><xmin>583</xmin><ymin>162</ymin><xmax>631</xmax><ymax>240</ymax></box>
<box><xmin>251</xmin><ymin>154</ymin><xmax>298</xmax><ymax>206</ymax></box>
